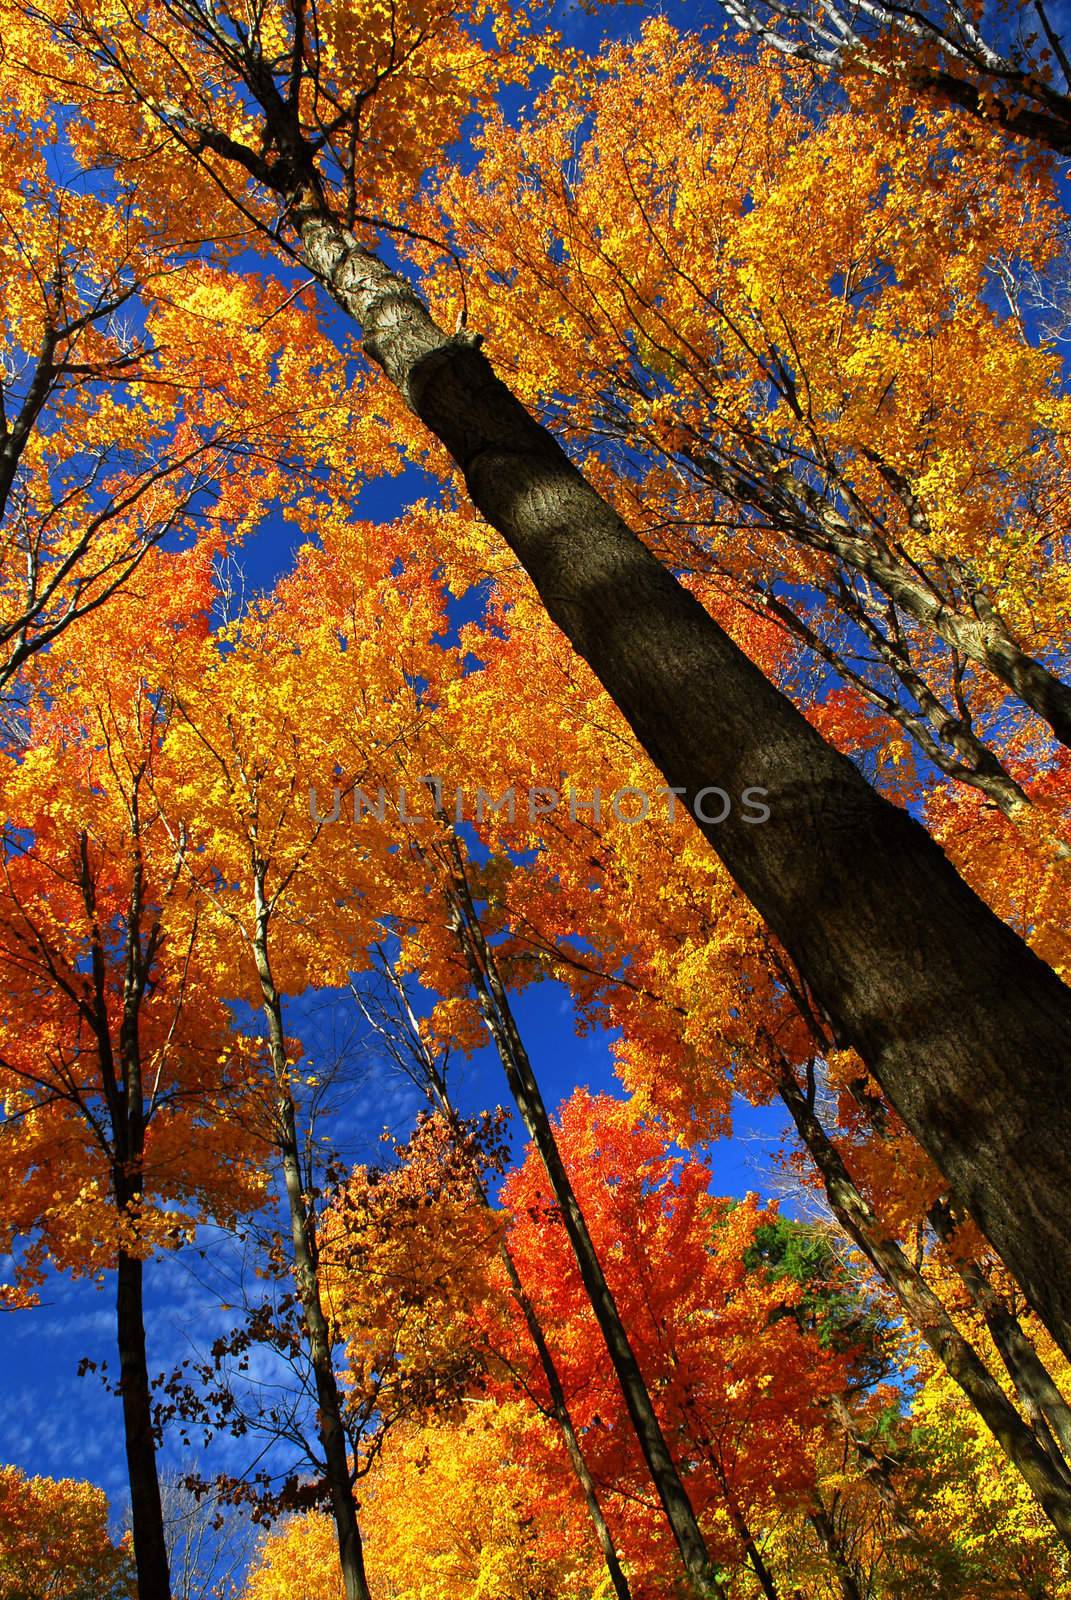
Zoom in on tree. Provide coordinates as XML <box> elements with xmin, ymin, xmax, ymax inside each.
<box><xmin>418</xmin><ymin>574</ymin><xmax>1071</xmax><ymax>1543</ymax></box>
<box><xmin>0</xmin><ymin>1465</ymin><xmax>135</xmax><ymax>1600</ymax></box>
<box><xmin>360</xmin><ymin>1404</ymin><xmax>589</xmax><ymax>1600</ymax></box>
<box><xmin>149</xmin><ymin>515</ymin><xmax>478</xmax><ymax>1600</ymax></box>
<box><xmin>0</xmin><ymin>557</ymin><xmax>267</xmax><ymax>1600</ymax></box>
<box><xmin>0</xmin><ymin>119</ymin><xmax>331</xmax><ymax>702</ymax></box>
<box><xmin>8</xmin><ymin>0</ymin><xmax>1071</xmax><ymax>1371</ymax></box>
<box><xmin>429</xmin><ymin>26</ymin><xmax>1071</xmax><ymax>840</ymax></box>
<box><xmin>483</xmin><ymin>1091</ymin><xmax>853</xmax><ymax>1597</ymax></box>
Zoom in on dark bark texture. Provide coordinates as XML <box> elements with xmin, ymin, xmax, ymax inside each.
<box><xmin>116</xmin><ymin>1249</ymin><xmax>172</xmax><ymax>1600</ymax></box>
<box><xmin>293</xmin><ymin>197</ymin><xmax>1071</xmax><ymax>1366</ymax></box>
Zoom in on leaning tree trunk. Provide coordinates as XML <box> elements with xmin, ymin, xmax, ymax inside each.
<box><xmin>439</xmin><ymin>847</ymin><xmax>722</xmax><ymax>1598</ymax></box>
<box><xmin>713</xmin><ymin>444</ymin><xmax>1071</xmax><ymax>753</ymax></box>
<box><xmin>843</xmin><ymin>1072</ymin><xmax>1071</xmax><ymax>1479</ymax></box>
<box><xmin>369</xmin><ymin>958</ymin><xmax>633</xmax><ymax>1600</ymax></box>
<box><xmin>116</xmin><ymin>1247</ymin><xmax>172</xmax><ymax>1600</ymax></box>
<box><xmin>431</xmin><ymin>1083</ymin><xmax>633</xmax><ymax>1600</ymax></box>
<box><xmin>290</xmin><ymin>191</ymin><xmax>1071</xmax><ymax>1364</ymax></box>
<box><xmin>777</xmin><ymin>1063</ymin><xmax>1071</xmax><ymax>1551</ymax></box>
<box><xmin>715</xmin><ymin>1470</ymin><xmax>781</xmax><ymax>1600</ymax></box>
<box><xmin>929</xmin><ymin>1198</ymin><xmax>1071</xmax><ymax>1477</ymax></box>
<box><xmin>253</xmin><ymin>892</ymin><xmax>372</xmax><ymax>1600</ymax></box>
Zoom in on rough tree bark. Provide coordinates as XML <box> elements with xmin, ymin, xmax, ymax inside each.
<box><xmin>285</xmin><ymin>191</ymin><xmax>1071</xmax><ymax>1371</ymax></box>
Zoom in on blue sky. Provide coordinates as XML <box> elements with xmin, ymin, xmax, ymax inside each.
<box><xmin>0</xmin><ymin>978</ymin><xmax>790</xmax><ymax>1515</ymax></box>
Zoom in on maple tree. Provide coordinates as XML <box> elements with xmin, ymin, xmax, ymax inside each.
<box><xmin>429</xmin><ymin>23</ymin><xmax>1071</xmax><ymax>838</ymax></box>
<box><xmin>4</xmin><ymin>0</ymin><xmax>1071</xmax><ymax>1374</ymax></box>
<box><xmin>142</xmin><ymin>513</ymin><xmax>482</xmax><ymax>1600</ymax></box>
<box><xmin>0</xmin><ymin>108</ymin><xmax>357</xmax><ymax>705</ymax></box>
<box><xmin>480</xmin><ymin>1092</ymin><xmax>854</xmax><ymax>1597</ymax></box>
<box><xmin>0</xmin><ymin>3</ymin><xmax>1070</xmax><ymax>1597</ymax></box>
<box><xmin>0</xmin><ymin>555</ymin><xmax>272</xmax><ymax>1599</ymax></box>
<box><xmin>0</xmin><ymin>1465</ymin><xmax>135</xmax><ymax>1600</ymax></box>
<box><xmin>241</xmin><ymin>1512</ymin><xmax>342</xmax><ymax>1600</ymax></box>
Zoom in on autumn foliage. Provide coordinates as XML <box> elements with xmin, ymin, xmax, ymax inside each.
<box><xmin>0</xmin><ymin>0</ymin><xmax>1070</xmax><ymax>1598</ymax></box>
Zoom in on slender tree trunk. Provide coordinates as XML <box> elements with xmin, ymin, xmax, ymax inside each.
<box><xmin>439</xmin><ymin>849</ymin><xmax>722</xmax><ymax>1598</ymax></box>
<box><xmin>718</xmin><ymin>448</ymin><xmax>1071</xmax><ymax>753</ymax></box>
<box><xmin>807</xmin><ymin>1494</ymin><xmax>864</xmax><ymax>1600</ymax></box>
<box><xmin>498</xmin><ymin>1212</ymin><xmax>633</xmax><ymax>1600</ymax></box>
<box><xmin>116</xmin><ymin>1248</ymin><xmax>172</xmax><ymax>1600</ymax></box>
<box><xmin>253</xmin><ymin>894</ymin><xmax>371</xmax><ymax>1600</ymax></box>
<box><xmin>432</xmin><ymin>1084</ymin><xmax>633</xmax><ymax>1600</ymax></box>
<box><xmin>844</xmin><ymin>1076</ymin><xmax>1071</xmax><ymax>1479</ymax></box>
<box><xmin>291</xmin><ymin>195</ymin><xmax>1071</xmax><ymax>1364</ymax></box>
<box><xmin>827</xmin><ymin>1395</ymin><xmax>922</xmax><ymax>1553</ymax></box>
<box><xmin>110</xmin><ymin>815</ymin><xmax>172</xmax><ymax>1600</ymax></box>
<box><xmin>777</xmin><ymin>1065</ymin><xmax>1071</xmax><ymax>1551</ymax></box>
<box><xmin>275</xmin><ymin>1089</ymin><xmax>370</xmax><ymax>1600</ymax></box>
<box><xmin>367</xmin><ymin>957</ymin><xmax>633</xmax><ymax>1599</ymax></box>
<box><xmin>717</xmin><ymin>1475</ymin><xmax>780</xmax><ymax>1600</ymax></box>
<box><xmin>929</xmin><ymin>1199</ymin><xmax>1071</xmax><ymax>1477</ymax></box>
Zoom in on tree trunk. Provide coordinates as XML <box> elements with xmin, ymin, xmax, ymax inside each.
<box><xmin>440</xmin><ymin>850</ymin><xmax>721</xmax><ymax>1598</ymax></box>
<box><xmin>719</xmin><ymin>1478</ymin><xmax>780</xmax><ymax>1600</ymax></box>
<box><xmin>292</xmin><ymin>195</ymin><xmax>1071</xmax><ymax>1365</ymax></box>
<box><xmin>807</xmin><ymin>1494</ymin><xmax>864</xmax><ymax>1600</ymax></box>
<box><xmin>929</xmin><ymin>1199</ymin><xmax>1071</xmax><ymax>1477</ymax></box>
<box><xmin>778</xmin><ymin>1066</ymin><xmax>1071</xmax><ymax>1551</ymax></box>
<box><xmin>276</xmin><ymin>1089</ymin><xmax>371</xmax><ymax>1600</ymax></box>
<box><xmin>433</xmin><ymin>1084</ymin><xmax>633</xmax><ymax>1600</ymax></box>
<box><xmin>253</xmin><ymin>894</ymin><xmax>371</xmax><ymax>1600</ymax></box>
<box><xmin>828</xmin><ymin>1394</ymin><xmax>923</xmax><ymax>1553</ymax></box>
<box><xmin>116</xmin><ymin>1249</ymin><xmax>172</xmax><ymax>1600</ymax></box>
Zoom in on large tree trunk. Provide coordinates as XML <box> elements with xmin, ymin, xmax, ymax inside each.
<box><xmin>291</xmin><ymin>196</ymin><xmax>1071</xmax><ymax>1364</ymax></box>
<box><xmin>440</xmin><ymin>849</ymin><xmax>722</xmax><ymax>1598</ymax></box>
<box><xmin>116</xmin><ymin>1249</ymin><xmax>172</xmax><ymax>1600</ymax></box>
<box><xmin>777</xmin><ymin>1064</ymin><xmax>1071</xmax><ymax>1550</ymax></box>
